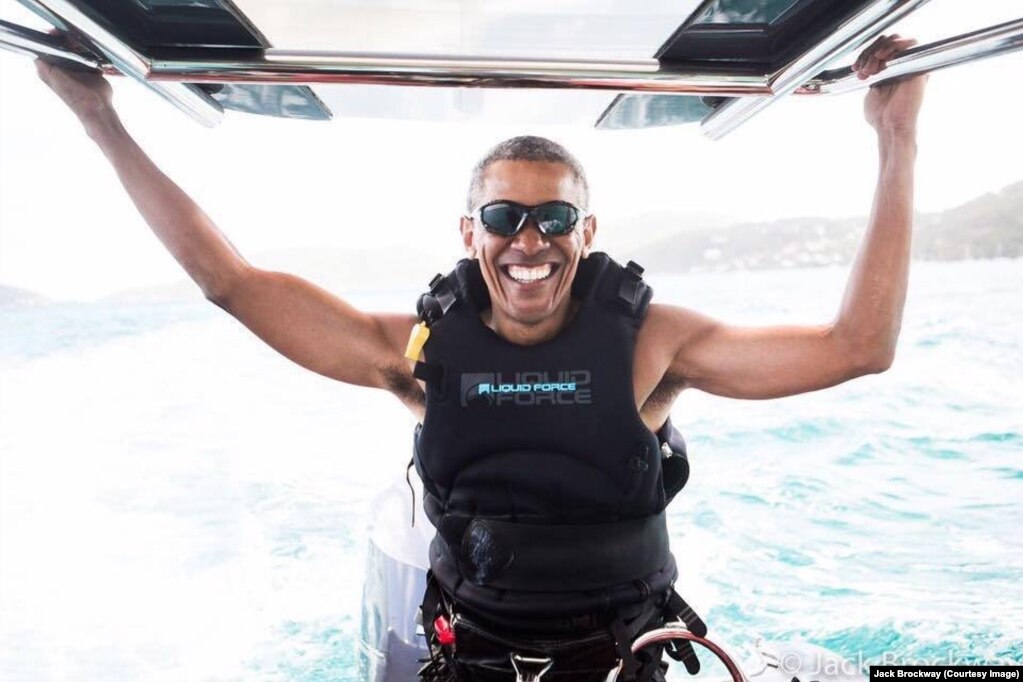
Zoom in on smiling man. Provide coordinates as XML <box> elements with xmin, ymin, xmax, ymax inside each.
<box><xmin>462</xmin><ymin>149</ymin><xmax>593</xmax><ymax>344</ymax></box>
<box><xmin>36</xmin><ymin>34</ymin><xmax>924</xmax><ymax>682</ymax></box>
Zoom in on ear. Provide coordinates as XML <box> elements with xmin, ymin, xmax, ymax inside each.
<box><xmin>460</xmin><ymin>215</ymin><xmax>477</xmax><ymax>258</ymax></box>
<box><xmin>581</xmin><ymin>214</ymin><xmax>597</xmax><ymax>258</ymax></box>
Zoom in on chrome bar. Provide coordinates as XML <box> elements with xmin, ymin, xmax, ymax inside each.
<box><xmin>27</xmin><ymin>0</ymin><xmax>223</xmax><ymax>126</ymax></box>
<box><xmin>146</xmin><ymin>51</ymin><xmax>773</xmax><ymax>96</ymax></box>
<box><xmin>11</xmin><ymin>0</ymin><xmax>1019</xmax><ymax>130</ymax></box>
<box><xmin>701</xmin><ymin>0</ymin><xmax>931</xmax><ymax>140</ymax></box>
<box><xmin>0</xmin><ymin>18</ymin><xmax>106</xmax><ymax>69</ymax></box>
<box><xmin>605</xmin><ymin>624</ymin><xmax>749</xmax><ymax>682</ymax></box>
<box><xmin>17</xmin><ymin>24</ymin><xmax>1019</xmax><ymax>99</ymax></box>
<box><xmin>799</xmin><ymin>16</ymin><xmax>1023</xmax><ymax>95</ymax></box>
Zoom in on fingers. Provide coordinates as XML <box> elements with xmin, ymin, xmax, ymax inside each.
<box><xmin>853</xmin><ymin>34</ymin><xmax>918</xmax><ymax>79</ymax></box>
<box><xmin>35</xmin><ymin>56</ymin><xmax>103</xmax><ymax>87</ymax></box>
<box><xmin>880</xmin><ymin>37</ymin><xmax>918</xmax><ymax>68</ymax></box>
<box><xmin>854</xmin><ymin>34</ymin><xmax>889</xmax><ymax>73</ymax></box>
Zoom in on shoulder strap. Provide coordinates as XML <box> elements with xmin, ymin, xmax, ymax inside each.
<box><xmin>618</xmin><ymin>260</ymin><xmax>651</xmax><ymax>314</ymax></box>
<box><xmin>416</xmin><ymin>273</ymin><xmax>457</xmax><ymax>325</ymax></box>
<box><xmin>453</xmin><ymin>258</ymin><xmax>490</xmax><ymax>310</ymax></box>
<box><xmin>413</xmin><ymin>260</ymin><xmax>487</xmax><ymax>393</ymax></box>
<box><xmin>574</xmin><ymin>252</ymin><xmax>653</xmax><ymax>321</ymax></box>
<box><xmin>416</xmin><ymin>259</ymin><xmax>489</xmax><ymax>325</ymax></box>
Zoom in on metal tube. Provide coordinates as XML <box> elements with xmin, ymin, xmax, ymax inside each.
<box><xmin>700</xmin><ymin>0</ymin><xmax>932</xmax><ymax>140</ymax></box>
<box><xmin>28</xmin><ymin>0</ymin><xmax>224</xmax><ymax>126</ymax></box>
<box><xmin>604</xmin><ymin>625</ymin><xmax>749</xmax><ymax>682</ymax></box>
<box><xmin>16</xmin><ymin>27</ymin><xmax>1020</xmax><ymax>99</ymax></box>
<box><xmin>0</xmin><ymin>18</ymin><xmax>106</xmax><ymax>70</ymax></box>
<box><xmin>10</xmin><ymin>1</ymin><xmax>1020</xmax><ymax>129</ymax></box>
<box><xmin>147</xmin><ymin>51</ymin><xmax>773</xmax><ymax>96</ymax></box>
<box><xmin>799</xmin><ymin>16</ymin><xmax>1023</xmax><ymax>95</ymax></box>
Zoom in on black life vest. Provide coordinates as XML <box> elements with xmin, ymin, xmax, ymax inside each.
<box><xmin>412</xmin><ymin>253</ymin><xmax>690</xmax><ymax>620</ymax></box>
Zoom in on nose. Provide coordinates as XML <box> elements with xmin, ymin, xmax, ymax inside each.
<box><xmin>510</xmin><ymin>219</ymin><xmax>549</xmax><ymax>256</ymax></box>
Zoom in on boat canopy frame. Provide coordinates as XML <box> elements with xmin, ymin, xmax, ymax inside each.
<box><xmin>2</xmin><ymin>0</ymin><xmax>1022</xmax><ymax>136</ymax></box>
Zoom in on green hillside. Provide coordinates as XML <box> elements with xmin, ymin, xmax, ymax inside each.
<box><xmin>625</xmin><ymin>181</ymin><xmax>1023</xmax><ymax>272</ymax></box>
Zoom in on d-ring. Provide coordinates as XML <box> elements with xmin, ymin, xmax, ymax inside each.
<box><xmin>510</xmin><ymin>653</ymin><xmax>554</xmax><ymax>682</ymax></box>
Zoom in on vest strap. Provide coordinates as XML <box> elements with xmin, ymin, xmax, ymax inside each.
<box><xmin>438</xmin><ymin>511</ymin><xmax>672</xmax><ymax>592</ymax></box>
<box><xmin>656</xmin><ymin>418</ymin><xmax>691</xmax><ymax>504</ymax></box>
<box><xmin>618</xmin><ymin>261</ymin><xmax>646</xmax><ymax>309</ymax></box>
<box><xmin>414</xmin><ymin>361</ymin><xmax>445</xmax><ymax>389</ymax></box>
<box><xmin>418</xmin><ymin>273</ymin><xmax>459</xmax><ymax>325</ymax></box>
<box><xmin>662</xmin><ymin>588</ymin><xmax>706</xmax><ymax>674</ymax></box>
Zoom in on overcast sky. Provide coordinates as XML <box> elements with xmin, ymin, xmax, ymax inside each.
<box><xmin>1</xmin><ymin>2</ymin><xmax>1021</xmax><ymax>300</ymax></box>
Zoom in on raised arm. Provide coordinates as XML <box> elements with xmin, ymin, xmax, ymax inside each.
<box><xmin>639</xmin><ymin>36</ymin><xmax>925</xmax><ymax>407</ymax></box>
<box><xmin>36</xmin><ymin>62</ymin><xmax>421</xmax><ymax>409</ymax></box>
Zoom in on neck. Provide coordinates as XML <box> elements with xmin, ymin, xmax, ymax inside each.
<box><xmin>485</xmin><ymin>300</ymin><xmax>576</xmax><ymax>346</ymax></box>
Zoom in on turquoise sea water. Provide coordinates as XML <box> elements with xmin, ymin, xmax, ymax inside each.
<box><xmin>1</xmin><ymin>260</ymin><xmax>1021</xmax><ymax>680</ymax></box>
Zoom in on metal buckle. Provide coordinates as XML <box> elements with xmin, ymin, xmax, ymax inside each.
<box><xmin>510</xmin><ymin>653</ymin><xmax>554</xmax><ymax>682</ymax></box>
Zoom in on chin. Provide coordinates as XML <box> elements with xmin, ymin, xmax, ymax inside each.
<box><xmin>506</xmin><ymin>299</ymin><xmax>563</xmax><ymax>326</ymax></box>
<box><xmin>514</xmin><ymin>313</ymin><xmax>554</xmax><ymax>327</ymax></box>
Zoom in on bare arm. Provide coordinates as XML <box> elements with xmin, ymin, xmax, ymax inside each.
<box><xmin>36</xmin><ymin>61</ymin><xmax>419</xmax><ymax>398</ymax></box>
<box><xmin>641</xmin><ymin>36</ymin><xmax>926</xmax><ymax>404</ymax></box>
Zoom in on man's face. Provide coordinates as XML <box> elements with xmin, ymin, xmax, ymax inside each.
<box><xmin>461</xmin><ymin>160</ymin><xmax>596</xmax><ymax>331</ymax></box>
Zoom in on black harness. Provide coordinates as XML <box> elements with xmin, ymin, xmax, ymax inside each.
<box><xmin>411</xmin><ymin>254</ymin><xmax>703</xmax><ymax>681</ymax></box>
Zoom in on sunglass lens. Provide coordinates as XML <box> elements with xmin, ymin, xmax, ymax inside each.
<box><xmin>480</xmin><ymin>203</ymin><xmax>525</xmax><ymax>236</ymax></box>
<box><xmin>534</xmin><ymin>203</ymin><xmax>577</xmax><ymax>235</ymax></box>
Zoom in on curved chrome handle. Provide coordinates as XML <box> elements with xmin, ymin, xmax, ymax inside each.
<box><xmin>605</xmin><ymin>624</ymin><xmax>748</xmax><ymax>682</ymax></box>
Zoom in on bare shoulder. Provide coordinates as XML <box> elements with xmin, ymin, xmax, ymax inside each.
<box><xmin>374</xmin><ymin>312</ymin><xmax>421</xmax><ymax>351</ymax></box>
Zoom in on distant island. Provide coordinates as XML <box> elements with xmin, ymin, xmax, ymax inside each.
<box><xmin>3</xmin><ymin>181</ymin><xmax>1020</xmax><ymax>307</ymax></box>
<box><xmin>0</xmin><ymin>284</ymin><xmax>51</xmax><ymax>308</ymax></box>
<box><xmin>623</xmin><ymin>180</ymin><xmax>1023</xmax><ymax>272</ymax></box>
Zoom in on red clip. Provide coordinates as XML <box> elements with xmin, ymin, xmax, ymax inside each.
<box><xmin>433</xmin><ymin>615</ymin><xmax>456</xmax><ymax>646</ymax></box>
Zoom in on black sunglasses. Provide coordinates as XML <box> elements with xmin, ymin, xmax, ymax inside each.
<box><xmin>474</xmin><ymin>200</ymin><xmax>584</xmax><ymax>237</ymax></box>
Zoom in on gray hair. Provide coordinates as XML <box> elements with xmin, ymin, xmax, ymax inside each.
<box><xmin>466</xmin><ymin>135</ymin><xmax>590</xmax><ymax>213</ymax></box>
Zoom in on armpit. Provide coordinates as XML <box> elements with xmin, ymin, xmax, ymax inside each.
<box><xmin>381</xmin><ymin>363</ymin><xmax>425</xmax><ymax>408</ymax></box>
<box><xmin>644</xmin><ymin>372</ymin><xmax>687</xmax><ymax>411</ymax></box>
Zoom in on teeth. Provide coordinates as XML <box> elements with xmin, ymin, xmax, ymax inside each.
<box><xmin>507</xmin><ymin>264</ymin><xmax>553</xmax><ymax>283</ymax></box>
